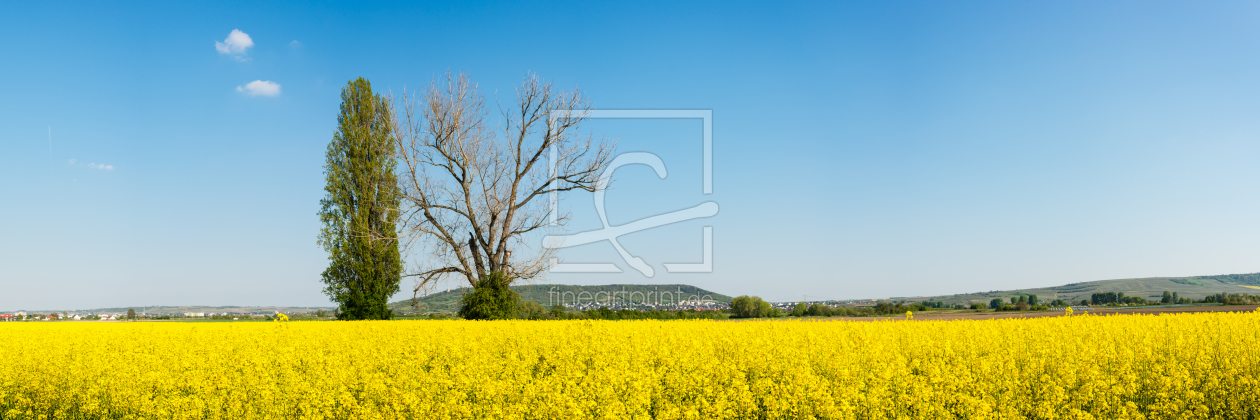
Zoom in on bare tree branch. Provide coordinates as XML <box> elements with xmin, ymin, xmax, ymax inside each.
<box><xmin>391</xmin><ymin>72</ymin><xmax>613</xmax><ymax>298</ymax></box>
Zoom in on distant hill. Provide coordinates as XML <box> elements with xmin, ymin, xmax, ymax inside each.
<box><xmin>908</xmin><ymin>273</ymin><xmax>1260</xmax><ymax>306</ymax></box>
<box><xmin>392</xmin><ymin>284</ymin><xmax>733</xmax><ymax>313</ymax></box>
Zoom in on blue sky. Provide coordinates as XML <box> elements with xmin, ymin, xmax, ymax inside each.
<box><xmin>2</xmin><ymin>1</ymin><xmax>1259</xmax><ymax>309</ymax></box>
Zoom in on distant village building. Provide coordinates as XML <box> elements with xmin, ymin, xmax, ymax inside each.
<box><xmin>184</xmin><ymin>313</ymin><xmax>205</xmax><ymax>317</ymax></box>
<box><xmin>0</xmin><ymin>314</ymin><xmax>14</xmax><ymax>321</ymax></box>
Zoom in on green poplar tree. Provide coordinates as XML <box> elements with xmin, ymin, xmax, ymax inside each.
<box><xmin>318</xmin><ymin>77</ymin><xmax>402</xmax><ymax>320</ymax></box>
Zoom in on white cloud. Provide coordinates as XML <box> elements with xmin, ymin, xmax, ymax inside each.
<box><xmin>88</xmin><ymin>163</ymin><xmax>114</xmax><ymax>170</ymax></box>
<box><xmin>289</xmin><ymin>40</ymin><xmax>301</xmax><ymax>47</ymax></box>
<box><xmin>68</xmin><ymin>158</ymin><xmax>76</xmax><ymax>165</ymax></box>
<box><xmin>215</xmin><ymin>29</ymin><xmax>254</xmax><ymax>57</ymax></box>
<box><xmin>236</xmin><ymin>80</ymin><xmax>281</xmax><ymax>97</ymax></box>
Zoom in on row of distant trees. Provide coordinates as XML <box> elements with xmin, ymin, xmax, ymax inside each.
<box><xmin>790</xmin><ymin>302</ymin><xmax>939</xmax><ymax>317</ymax></box>
<box><xmin>713</xmin><ymin>290</ymin><xmax>1260</xmax><ymax>320</ymax></box>
<box><xmin>1201</xmin><ymin>293</ymin><xmax>1260</xmax><ymax>305</ymax></box>
<box><xmin>1087</xmin><ymin>291</ymin><xmax>1202</xmax><ymax>306</ymax></box>
<box><xmin>728</xmin><ymin>296</ymin><xmax>944</xmax><ymax>319</ymax></box>
<box><xmin>406</xmin><ymin>289</ymin><xmax>1260</xmax><ymax>320</ymax></box>
<box><xmin>980</xmin><ymin>290</ymin><xmax>1250</xmax><ymax>308</ymax></box>
<box><xmin>318</xmin><ymin>74</ymin><xmax>613</xmax><ymax>320</ymax></box>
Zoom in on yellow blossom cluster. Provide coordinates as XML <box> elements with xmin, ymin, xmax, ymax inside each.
<box><xmin>2</xmin><ymin>312</ymin><xmax>1258</xmax><ymax>419</ymax></box>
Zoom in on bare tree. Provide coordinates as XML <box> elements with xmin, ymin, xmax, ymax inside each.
<box><xmin>390</xmin><ymin>72</ymin><xmax>613</xmax><ymax>300</ymax></box>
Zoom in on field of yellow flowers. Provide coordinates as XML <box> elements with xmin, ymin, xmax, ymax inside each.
<box><xmin>2</xmin><ymin>312</ymin><xmax>1258</xmax><ymax>419</ymax></box>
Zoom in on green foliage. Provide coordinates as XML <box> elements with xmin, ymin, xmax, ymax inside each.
<box><xmin>730</xmin><ymin>296</ymin><xmax>756</xmax><ymax>318</ymax></box>
<box><xmin>1162</xmin><ymin>291</ymin><xmax>1173</xmax><ymax>304</ymax></box>
<box><xmin>790</xmin><ymin>303</ymin><xmax>807</xmax><ymax>317</ymax></box>
<box><xmin>318</xmin><ymin>77</ymin><xmax>402</xmax><ymax>321</ymax></box>
<box><xmin>1202</xmin><ymin>293</ymin><xmax>1260</xmax><ymax>305</ymax></box>
<box><xmin>920</xmin><ymin>301</ymin><xmax>949</xmax><ymax>309</ymax></box>
<box><xmin>1090</xmin><ymin>292</ymin><xmax>1149</xmax><ymax>306</ymax></box>
<box><xmin>971</xmin><ymin>303</ymin><xmax>987</xmax><ymax>310</ymax></box>
<box><xmin>730</xmin><ymin>296</ymin><xmax>779</xmax><ymax>318</ymax></box>
<box><xmin>458</xmin><ymin>272</ymin><xmax>520</xmax><ymax>320</ymax></box>
<box><xmin>516</xmin><ymin>300</ymin><xmax>546</xmax><ymax>320</ymax></box>
<box><xmin>756</xmin><ymin>299</ymin><xmax>774</xmax><ymax>318</ymax></box>
<box><xmin>990</xmin><ymin>298</ymin><xmax>1004</xmax><ymax>309</ymax></box>
<box><xmin>126</xmin><ymin>309</ymin><xmax>136</xmax><ymax>320</ymax></box>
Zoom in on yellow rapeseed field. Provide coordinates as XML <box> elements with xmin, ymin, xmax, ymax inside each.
<box><xmin>2</xmin><ymin>312</ymin><xmax>1259</xmax><ymax>419</ymax></box>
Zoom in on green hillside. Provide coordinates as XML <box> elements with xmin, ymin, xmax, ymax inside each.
<box><xmin>393</xmin><ymin>284</ymin><xmax>733</xmax><ymax>313</ymax></box>
<box><xmin>912</xmin><ymin>273</ymin><xmax>1260</xmax><ymax>306</ymax></box>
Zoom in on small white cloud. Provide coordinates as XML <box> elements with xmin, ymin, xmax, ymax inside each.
<box><xmin>215</xmin><ymin>29</ymin><xmax>254</xmax><ymax>56</ymax></box>
<box><xmin>236</xmin><ymin>80</ymin><xmax>281</xmax><ymax>97</ymax></box>
<box><xmin>289</xmin><ymin>40</ymin><xmax>301</xmax><ymax>47</ymax></box>
<box><xmin>68</xmin><ymin>158</ymin><xmax>76</xmax><ymax>165</ymax></box>
<box><xmin>88</xmin><ymin>163</ymin><xmax>114</xmax><ymax>170</ymax></box>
